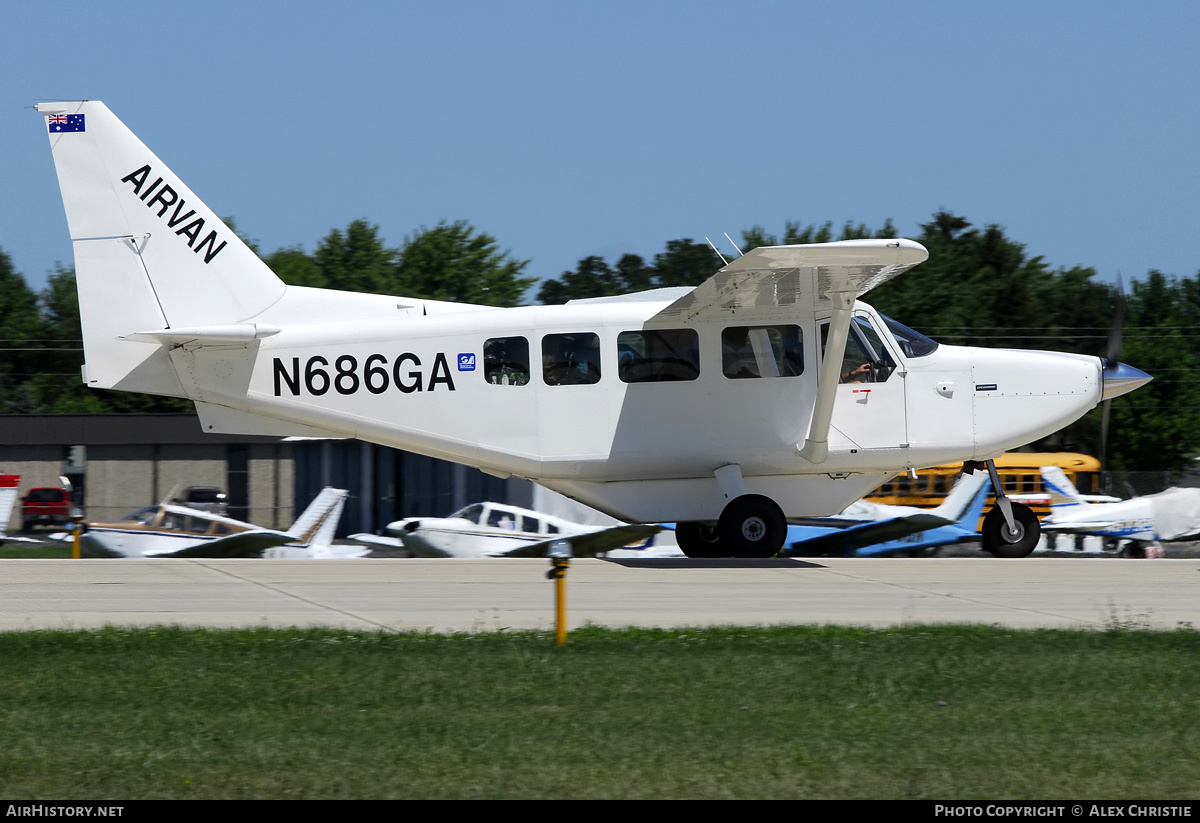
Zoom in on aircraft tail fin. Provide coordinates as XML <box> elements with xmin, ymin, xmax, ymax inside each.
<box><xmin>286</xmin><ymin>488</ymin><xmax>349</xmax><ymax>546</ymax></box>
<box><xmin>931</xmin><ymin>471</ymin><xmax>990</xmax><ymax>527</ymax></box>
<box><xmin>1039</xmin><ymin>466</ymin><xmax>1089</xmax><ymax>507</ymax></box>
<box><xmin>35</xmin><ymin>101</ymin><xmax>286</xmax><ymax>394</ymax></box>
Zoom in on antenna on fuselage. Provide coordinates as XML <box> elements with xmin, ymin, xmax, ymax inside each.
<box><xmin>705</xmin><ymin>237</ymin><xmax>729</xmax><ymax>266</ymax></box>
<box><xmin>723</xmin><ymin>233</ymin><xmax>745</xmax><ymax>257</ymax></box>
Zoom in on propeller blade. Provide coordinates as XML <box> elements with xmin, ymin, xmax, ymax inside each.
<box><xmin>1106</xmin><ymin>271</ymin><xmax>1125</xmax><ymax>365</ymax></box>
<box><xmin>1100</xmin><ymin>398</ymin><xmax>1111</xmax><ymax>470</ymax></box>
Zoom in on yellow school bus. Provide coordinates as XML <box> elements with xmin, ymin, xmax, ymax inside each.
<box><xmin>866</xmin><ymin>452</ymin><xmax>1102</xmax><ymax>524</ymax></box>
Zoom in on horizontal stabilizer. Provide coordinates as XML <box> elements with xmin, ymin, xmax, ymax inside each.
<box><xmin>124</xmin><ymin>325</ymin><xmax>282</xmax><ymax>345</ymax></box>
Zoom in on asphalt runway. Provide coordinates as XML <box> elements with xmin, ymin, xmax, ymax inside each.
<box><xmin>1</xmin><ymin>556</ymin><xmax>1197</xmax><ymax>632</ymax></box>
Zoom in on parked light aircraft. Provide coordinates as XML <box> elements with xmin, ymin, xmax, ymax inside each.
<box><xmin>74</xmin><ymin>487</ymin><xmax>363</xmax><ymax>558</ymax></box>
<box><xmin>782</xmin><ymin>469</ymin><xmax>990</xmax><ymax>557</ymax></box>
<box><xmin>354</xmin><ymin>502</ymin><xmax>662</xmax><ymax>558</ymax></box>
<box><xmin>1038</xmin><ymin>466</ymin><xmax>1200</xmax><ymax>551</ymax></box>
<box><xmin>36</xmin><ymin>100</ymin><xmax>1152</xmax><ymax>559</ymax></box>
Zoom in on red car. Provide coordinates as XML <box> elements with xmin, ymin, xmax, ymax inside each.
<box><xmin>22</xmin><ymin>487</ymin><xmax>72</xmax><ymax>531</ymax></box>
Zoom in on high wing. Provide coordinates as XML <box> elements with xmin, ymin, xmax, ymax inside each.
<box><xmin>648</xmin><ymin>239</ymin><xmax>928</xmax><ymax>324</ymax></box>
<box><xmin>488</xmin><ymin>524</ymin><xmax>662</xmax><ymax>558</ymax></box>
<box><xmin>143</xmin><ymin>530</ymin><xmax>294</xmax><ymax>558</ymax></box>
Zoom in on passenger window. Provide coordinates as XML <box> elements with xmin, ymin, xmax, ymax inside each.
<box><xmin>521</xmin><ymin>515</ymin><xmax>539</xmax><ymax>533</ymax></box>
<box><xmin>483</xmin><ymin>336</ymin><xmax>530</xmax><ymax>386</ymax></box>
<box><xmin>487</xmin><ymin>509</ymin><xmax>517</xmax><ymax>529</ymax></box>
<box><xmin>722</xmin><ymin>325</ymin><xmax>803</xmax><ymax>379</ymax></box>
<box><xmin>617</xmin><ymin>329</ymin><xmax>699</xmax><ymax>383</ymax></box>
<box><xmin>542</xmin><ymin>333</ymin><xmax>601</xmax><ymax>386</ymax></box>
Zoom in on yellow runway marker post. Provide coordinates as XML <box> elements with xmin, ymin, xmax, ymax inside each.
<box><xmin>547</xmin><ymin>540</ymin><xmax>571</xmax><ymax>646</ymax></box>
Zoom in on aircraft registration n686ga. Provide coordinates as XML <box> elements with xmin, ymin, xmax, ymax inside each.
<box><xmin>35</xmin><ymin>100</ymin><xmax>1152</xmax><ymax>559</ymax></box>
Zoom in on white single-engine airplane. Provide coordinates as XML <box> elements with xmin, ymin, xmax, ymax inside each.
<box><xmin>35</xmin><ymin>100</ymin><xmax>1152</xmax><ymax>559</ymax></box>
<box><xmin>352</xmin><ymin>501</ymin><xmax>663</xmax><ymax>558</ymax></box>
<box><xmin>74</xmin><ymin>487</ymin><xmax>362</xmax><ymax>558</ymax></box>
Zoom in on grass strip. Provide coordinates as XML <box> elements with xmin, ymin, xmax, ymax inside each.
<box><xmin>0</xmin><ymin>624</ymin><xmax>1197</xmax><ymax>799</ymax></box>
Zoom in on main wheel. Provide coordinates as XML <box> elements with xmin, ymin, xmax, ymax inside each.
<box><xmin>674</xmin><ymin>522</ymin><xmax>725</xmax><ymax>558</ymax></box>
<box><xmin>718</xmin><ymin>495</ymin><xmax>787</xmax><ymax>558</ymax></box>
<box><xmin>981</xmin><ymin>502</ymin><xmax>1040</xmax><ymax>558</ymax></box>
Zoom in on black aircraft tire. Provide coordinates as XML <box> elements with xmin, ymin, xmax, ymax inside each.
<box><xmin>718</xmin><ymin>495</ymin><xmax>788</xmax><ymax>558</ymax></box>
<box><xmin>981</xmin><ymin>503</ymin><xmax>1040</xmax><ymax>558</ymax></box>
<box><xmin>675</xmin><ymin>522</ymin><xmax>725</xmax><ymax>558</ymax></box>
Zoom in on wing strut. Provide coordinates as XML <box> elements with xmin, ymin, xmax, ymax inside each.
<box><xmin>798</xmin><ymin>292</ymin><xmax>854</xmax><ymax>464</ymax></box>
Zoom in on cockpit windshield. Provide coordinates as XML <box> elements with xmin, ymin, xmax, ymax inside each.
<box><xmin>880</xmin><ymin>314</ymin><xmax>939</xmax><ymax>358</ymax></box>
<box><xmin>449</xmin><ymin>504</ymin><xmax>484</xmax><ymax>524</ymax></box>
<box><xmin>124</xmin><ymin>506</ymin><xmax>160</xmax><ymax>525</ymax></box>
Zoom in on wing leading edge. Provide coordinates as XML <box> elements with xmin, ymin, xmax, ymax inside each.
<box><xmin>493</xmin><ymin>524</ymin><xmax>662</xmax><ymax>558</ymax></box>
<box><xmin>144</xmin><ymin>530</ymin><xmax>295</xmax><ymax>558</ymax></box>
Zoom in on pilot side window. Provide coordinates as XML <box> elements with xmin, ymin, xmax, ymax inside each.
<box><xmin>542</xmin><ymin>332</ymin><xmax>601</xmax><ymax>386</ymax></box>
<box><xmin>451</xmin><ymin>504</ymin><xmax>484</xmax><ymax>524</ymax></box>
<box><xmin>722</xmin><ymin>325</ymin><xmax>803</xmax><ymax>379</ymax></box>
<box><xmin>483</xmin><ymin>336</ymin><xmax>530</xmax><ymax>386</ymax></box>
<box><xmin>127</xmin><ymin>507</ymin><xmax>159</xmax><ymax>525</ymax></box>
<box><xmin>820</xmin><ymin>317</ymin><xmax>898</xmax><ymax>384</ymax></box>
<box><xmin>617</xmin><ymin>329</ymin><xmax>699</xmax><ymax>383</ymax></box>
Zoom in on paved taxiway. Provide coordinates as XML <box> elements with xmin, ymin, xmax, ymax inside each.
<box><xmin>0</xmin><ymin>557</ymin><xmax>1196</xmax><ymax>632</ymax></box>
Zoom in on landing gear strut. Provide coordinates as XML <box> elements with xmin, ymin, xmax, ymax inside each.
<box><xmin>971</xmin><ymin>458</ymin><xmax>1041</xmax><ymax>558</ymax></box>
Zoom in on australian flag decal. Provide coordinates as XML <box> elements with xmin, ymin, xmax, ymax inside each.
<box><xmin>47</xmin><ymin>114</ymin><xmax>85</xmax><ymax>133</ymax></box>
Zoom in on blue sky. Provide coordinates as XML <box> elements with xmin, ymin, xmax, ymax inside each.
<box><xmin>3</xmin><ymin>1</ymin><xmax>1198</xmax><ymax>301</ymax></box>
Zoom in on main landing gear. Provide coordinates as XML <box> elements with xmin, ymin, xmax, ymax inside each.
<box><xmin>676</xmin><ymin>494</ymin><xmax>788</xmax><ymax>559</ymax></box>
<box><xmin>969</xmin><ymin>459</ymin><xmax>1041</xmax><ymax>558</ymax></box>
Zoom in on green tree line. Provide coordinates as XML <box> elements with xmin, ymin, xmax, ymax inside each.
<box><xmin>2</xmin><ymin>212</ymin><xmax>1197</xmax><ymax>472</ymax></box>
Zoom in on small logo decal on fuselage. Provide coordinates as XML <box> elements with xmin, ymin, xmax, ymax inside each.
<box><xmin>458</xmin><ymin>353</ymin><xmax>476</xmax><ymax>372</ymax></box>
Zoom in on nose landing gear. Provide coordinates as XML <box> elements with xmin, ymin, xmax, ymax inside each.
<box><xmin>969</xmin><ymin>459</ymin><xmax>1041</xmax><ymax>557</ymax></box>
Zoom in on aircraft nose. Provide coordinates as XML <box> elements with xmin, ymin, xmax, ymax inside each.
<box><xmin>1101</xmin><ymin>362</ymin><xmax>1152</xmax><ymax>401</ymax></box>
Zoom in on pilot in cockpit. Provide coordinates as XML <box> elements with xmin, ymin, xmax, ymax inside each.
<box><xmin>840</xmin><ymin>362</ymin><xmax>873</xmax><ymax>383</ymax></box>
